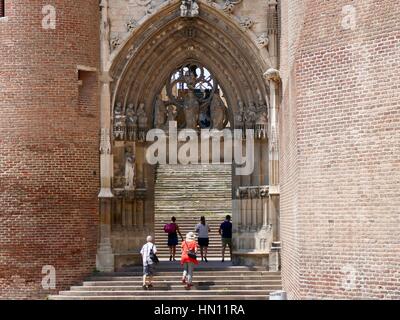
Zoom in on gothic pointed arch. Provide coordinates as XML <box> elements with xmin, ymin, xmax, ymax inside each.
<box><xmin>108</xmin><ymin>1</ymin><xmax>273</xmax><ymax>131</ymax></box>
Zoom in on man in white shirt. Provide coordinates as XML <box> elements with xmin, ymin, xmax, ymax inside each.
<box><xmin>140</xmin><ymin>235</ymin><xmax>157</xmax><ymax>289</ymax></box>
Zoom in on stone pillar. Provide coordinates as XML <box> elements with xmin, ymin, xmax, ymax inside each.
<box><xmin>97</xmin><ymin>0</ymin><xmax>114</xmax><ymax>272</ymax></box>
<box><xmin>264</xmin><ymin>68</ymin><xmax>281</xmax><ymax>269</ymax></box>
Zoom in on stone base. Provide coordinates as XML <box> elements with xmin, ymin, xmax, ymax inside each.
<box><xmin>232</xmin><ymin>251</ymin><xmax>269</xmax><ymax>267</ymax></box>
<box><xmin>115</xmin><ymin>253</ymin><xmax>142</xmax><ymax>270</ymax></box>
<box><xmin>96</xmin><ymin>245</ymin><xmax>115</xmax><ymax>272</ymax></box>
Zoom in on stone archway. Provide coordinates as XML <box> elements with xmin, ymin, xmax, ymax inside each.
<box><xmin>97</xmin><ymin>0</ymin><xmax>281</xmax><ymax>271</ymax></box>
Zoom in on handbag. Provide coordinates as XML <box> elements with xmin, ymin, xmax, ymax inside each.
<box><xmin>185</xmin><ymin>242</ymin><xmax>197</xmax><ymax>260</ymax></box>
<box><xmin>149</xmin><ymin>244</ymin><xmax>159</xmax><ymax>264</ymax></box>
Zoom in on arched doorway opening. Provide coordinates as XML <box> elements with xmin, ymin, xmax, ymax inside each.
<box><xmin>97</xmin><ymin>1</ymin><xmax>280</xmax><ymax>271</ymax></box>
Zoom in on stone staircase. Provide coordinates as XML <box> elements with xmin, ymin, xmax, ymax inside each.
<box><xmin>48</xmin><ymin>263</ymin><xmax>282</xmax><ymax>300</ymax></box>
<box><xmin>49</xmin><ymin>164</ymin><xmax>283</xmax><ymax>300</ymax></box>
<box><xmin>154</xmin><ymin>164</ymin><xmax>232</xmax><ymax>260</ymax></box>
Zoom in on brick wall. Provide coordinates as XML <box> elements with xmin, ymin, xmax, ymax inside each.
<box><xmin>0</xmin><ymin>1</ymin><xmax>100</xmax><ymax>299</ymax></box>
<box><xmin>280</xmin><ymin>0</ymin><xmax>400</xmax><ymax>299</ymax></box>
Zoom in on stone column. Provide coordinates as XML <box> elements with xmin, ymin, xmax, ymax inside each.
<box><xmin>96</xmin><ymin>0</ymin><xmax>114</xmax><ymax>272</ymax></box>
<box><xmin>264</xmin><ymin>68</ymin><xmax>281</xmax><ymax>250</ymax></box>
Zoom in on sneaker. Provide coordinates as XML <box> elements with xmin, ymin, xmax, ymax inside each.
<box><xmin>169</xmin><ymin>255</ymin><xmax>172</xmax><ymax>261</ymax></box>
<box><xmin>204</xmin><ymin>257</ymin><xmax>208</xmax><ymax>263</ymax></box>
<box><xmin>147</xmin><ymin>284</ymin><xmax>153</xmax><ymax>289</ymax></box>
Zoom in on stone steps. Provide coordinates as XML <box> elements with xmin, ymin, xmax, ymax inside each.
<box><xmin>154</xmin><ymin>164</ymin><xmax>232</xmax><ymax>259</ymax></box>
<box><xmin>48</xmin><ymin>266</ymin><xmax>281</xmax><ymax>300</ymax></box>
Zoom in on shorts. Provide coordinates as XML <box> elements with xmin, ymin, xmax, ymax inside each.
<box><xmin>222</xmin><ymin>238</ymin><xmax>232</xmax><ymax>247</ymax></box>
<box><xmin>198</xmin><ymin>238</ymin><xmax>209</xmax><ymax>247</ymax></box>
<box><xmin>168</xmin><ymin>233</ymin><xmax>179</xmax><ymax>246</ymax></box>
<box><xmin>143</xmin><ymin>264</ymin><xmax>154</xmax><ymax>276</ymax></box>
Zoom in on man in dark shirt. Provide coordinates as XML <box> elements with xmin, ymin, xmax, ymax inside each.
<box><xmin>219</xmin><ymin>215</ymin><xmax>232</xmax><ymax>262</ymax></box>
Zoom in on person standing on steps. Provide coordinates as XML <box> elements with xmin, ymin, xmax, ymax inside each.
<box><xmin>195</xmin><ymin>216</ymin><xmax>210</xmax><ymax>263</ymax></box>
<box><xmin>219</xmin><ymin>215</ymin><xmax>233</xmax><ymax>262</ymax></box>
<box><xmin>181</xmin><ymin>232</ymin><xmax>199</xmax><ymax>290</ymax></box>
<box><xmin>164</xmin><ymin>216</ymin><xmax>183</xmax><ymax>261</ymax></box>
<box><xmin>140</xmin><ymin>235</ymin><xmax>157</xmax><ymax>289</ymax></box>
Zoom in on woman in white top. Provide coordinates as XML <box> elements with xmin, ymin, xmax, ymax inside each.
<box><xmin>195</xmin><ymin>216</ymin><xmax>211</xmax><ymax>262</ymax></box>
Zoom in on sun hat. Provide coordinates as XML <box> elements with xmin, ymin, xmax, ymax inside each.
<box><xmin>186</xmin><ymin>232</ymin><xmax>196</xmax><ymax>242</ymax></box>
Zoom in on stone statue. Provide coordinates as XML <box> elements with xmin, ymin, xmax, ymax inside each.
<box><xmin>113</xmin><ymin>102</ymin><xmax>126</xmax><ymax>140</ymax></box>
<box><xmin>154</xmin><ymin>95</ymin><xmax>167</xmax><ymax>129</ymax></box>
<box><xmin>210</xmin><ymin>92</ymin><xmax>226</xmax><ymax>130</ymax></box>
<box><xmin>126</xmin><ymin>103</ymin><xmax>138</xmax><ymax>140</ymax></box>
<box><xmin>256</xmin><ymin>99</ymin><xmax>268</xmax><ymax>125</ymax></box>
<box><xmin>255</xmin><ymin>101</ymin><xmax>268</xmax><ymax>139</ymax></box>
<box><xmin>183</xmin><ymin>90</ymin><xmax>200</xmax><ymax>130</ymax></box>
<box><xmin>137</xmin><ymin>102</ymin><xmax>148</xmax><ymax>140</ymax></box>
<box><xmin>235</xmin><ymin>100</ymin><xmax>245</xmax><ymax>129</ymax></box>
<box><xmin>125</xmin><ymin>147</ymin><xmax>135</xmax><ymax>190</ymax></box>
<box><xmin>113</xmin><ymin>162</ymin><xmax>124</xmax><ymax>188</ymax></box>
<box><xmin>164</xmin><ymin>105</ymin><xmax>178</xmax><ymax>128</ymax></box>
<box><xmin>181</xmin><ymin>0</ymin><xmax>199</xmax><ymax>18</ymax></box>
<box><xmin>245</xmin><ymin>102</ymin><xmax>257</xmax><ymax>127</ymax></box>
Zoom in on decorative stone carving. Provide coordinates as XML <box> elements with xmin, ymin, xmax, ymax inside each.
<box><xmin>110</xmin><ymin>36</ymin><xmax>121</xmax><ymax>50</ymax></box>
<box><xmin>244</xmin><ymin>102</ymin><xmax>257</xmax><ymax>128</ymax></box>
<box><xmin>181</xmin><ymin>0</ymin><xmax>199</xmax><ymax>18</ymax></box>
<box><xmin>165</xmin><ymin>105</ymin><xmax>178</xmax><ymax>128</ymax></box>
<box><xmin>126</xmin><ymin>18</ymin><xmax>139</xmax><ymax>32</ymax></box>
<box><xmin>100</xmin><ymin>128</ymin><xmax>111</xmax><ymax>154</ymax></box>
<box><xmin>255</xmin><ymin>99</ymin><xmax>268</xmax><ymax>139</ymax></box>
<box><xmin>210</xmin><ymin>92</ymin><xmax>227</xmax><ymax>130</ymax></box>
<box><xmin>235</xmin><ymin>100</ymin><xmax>245</xmax><ymax>129</ymax></box>
<box><xmin>126</xmin><ymin>103</ymin><xmax>138</xmax><ymax>141</ymax></box>
<box><xmin>113</xmin><ymin>162</ymin><xmax>125</xmax><ymax>188</ymax></box>
<box><xmin>137</xmin><ymin>0</ymin><xmax>153</xmax><ymax>16</ymax></box>
<box><xmin>125</xmin><ymin>147</ymin><xmax>136</xmax><ymax>190</ymax></box>
<box><xmin>240</xmin><ymin>17</ymin><xmax>254</xmax><ymax>30</ymax></box>
<box><xmin>237</xmin><ymin>186</ymin><xmax>269</xmax><ymax>199</ymax></box>
<box><xmin>263</xmin><ymin>68</ymin><xmax>281</xmax><ymax>83</ymax></box>
<box><xmin>137</xmin><ymin>102</ymin><xmax>148</xmax><ymax>141</ymax></box>
<box><xmin>154</xmin><ymin>95</ymin><xmax>167</xmax><ymax>129</ymax></box>
<box><xmin>256</xmin><ymin>33</ymin><xmax>269</xmax><ymax>48</ymax></box>
<box><xmin>183</xmin><ymin>90</ymin><xmax>200</xmax><ymax>130</ymax></box>
<box><xmin>113</xmin><ymin>102</ymin><xmax>126</xmax><ymax>140</ymax></box>
<box><xmin>223</xmin><ymin>0</ymin><xmax>242</xmax><ymax>14</ymax></box>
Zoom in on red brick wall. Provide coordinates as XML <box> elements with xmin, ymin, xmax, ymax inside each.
<box><xmin>280</xmin><ymin>0</ymin><xmax>400</xmax><ymax>299</ymax></box>
<box><xmin>0</xmin><ymin>1</ymin><xmax>100</xmax><ymax>299</ymax></box>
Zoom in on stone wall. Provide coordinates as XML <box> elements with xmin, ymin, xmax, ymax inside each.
<box><xmin>0</xmin><ymin>0</ymin><xmax>100</xmax><ymax>299</ymax></box>
<box><xmin>279</xmin><ymin>0</ymin><xmax>400</xmax><ymax>299</ymax></box>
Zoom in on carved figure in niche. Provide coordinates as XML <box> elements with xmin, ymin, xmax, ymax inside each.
<box><xmin>125</xmin><ymin>147</ymin><xmax>135</xmax><ymax>190</ymax></box>
<box><xmin>244</xmin><ymin>102</ymin><xmax>257</xmax><ymax>127</ymax></box>
<box><xmin>181</xmin><ymin>0</ymin><xmax>199</xmax><ymax>18</ymax></box>
<box><xmin>113</xmin><ymin>162</ymin><xmax>125</xmax><ymax>188</ymax></box>
<box><xmin>126</xmin><ymin>103</ymin><xmax>138</xmax><ymax>140</ymax></box>
<box><xmin>163</xmin><ymin>105</ymin><xmax>178</xmax><ymax>130</ymax></box>
<box><xmin>210</xmin><ymin>91</ymin><xmax>227</xmax><ymax>130</ymax></box>
<box><xmin>256</xmin><ymin>99</ymin><xmax>268</xmax><ymax>125</ymax></box>
<box><xmin>137</xmin><ymin>103</ymin><xmax>148</xmax><ymax>140</ymax></box>
<box><xmin>235</xmin><ymin>100</ymin><xmax>245</xmax><ymax>129</ymax></box>
<box><xmin>113</xmin><ymin>102</ymin><xmax>126</xmax><ymax>140</ymax></box>
<box><xmin>183</xmin><ymin>90</ymin><xmax>200</xmax><ymax>130</ymax></box>
<box><xmin>154</xmin><ymin>95</ymin><xmax>167</xmax><ymax>129</ymax></box>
